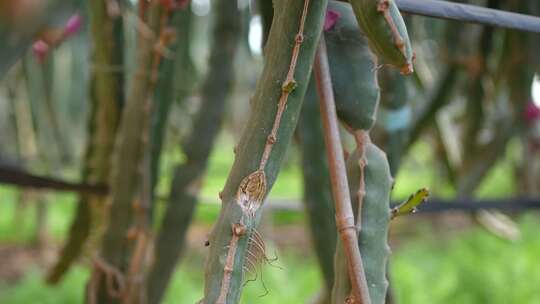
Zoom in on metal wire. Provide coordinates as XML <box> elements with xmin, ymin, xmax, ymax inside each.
<box><xmin>396</xmin><ymin>0</ymin><xmax>540</xmax><ymax>33</ymax></box>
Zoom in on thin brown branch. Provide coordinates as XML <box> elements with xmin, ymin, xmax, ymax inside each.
<box><xmin>258</xmin><ymin>0</ymin><xmax>311</xmax><ymax>171</ymax></box>
<box><xmin>217</xmin><ymin>223</ymin><xmax>246</xmax><ymax>304</ymax></box>
<box><xmin>314</xmin><ymin>35</ymin><xmax>371</xmax><ymax>304</ymax></box>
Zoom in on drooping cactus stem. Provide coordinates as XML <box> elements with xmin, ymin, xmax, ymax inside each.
<box><xmin>350</xmin><ymin>142</ymin><xmax>393</xmax><ymax>304</ymax></box>
<box><xmin>349</xmin><ymin>0</ymin><xmax>414</xmax><ymax>74</ymax></box>
<box><xmin>376</xmin><ymin>0</ymin><xmax>406</xmax><ymax>61</ymax></box>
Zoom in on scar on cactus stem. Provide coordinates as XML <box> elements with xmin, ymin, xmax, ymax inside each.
<box><xmin>215</xmin><ymin>169</ymin><xmax>267</xmax><ymax>304</ymax></box>
<box><xmin>236</xmin><ymin>170</ymin><xmax>267</xmax><ymax>219</ymax></box>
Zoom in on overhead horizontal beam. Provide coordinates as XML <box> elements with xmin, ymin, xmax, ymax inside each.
<box><xmin>0</xmin><ymin>166</ymin><xmax>108</xmax><ymax>195</ymax></box>
<box><xmin>395</xmin><ymin>0</ymin><xmax>540</xmax><ymax>34</ymax></box>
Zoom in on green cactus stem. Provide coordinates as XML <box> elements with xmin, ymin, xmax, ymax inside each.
<box><xmin>90</xmin><ymin>3</ymin><xmax>163</xmax><ymax>303</ymax></box>
<box><xmin>333</xmin><ymin>140</ymin><xmax>392</xmax><ymax>304</ymax></box>
<box><xmin>259</xmin><ymin>0</ymin><xmax>274</xmax><ymax>48</ymax></box>
<box><xmin>348</xmin><ymin>0</ymin><xmax>414</xmax><ymax>74</ymax></box>
<box><xmin>375</xmin><ymin>68</ymin><xmax>410</xmax><ymax>174</ymax></box>
<box><xmin>147</xmin><ymin>3</ymin><xmax>198</xmax><ymax>229</ymax></box>
<box><xmin>149</xmin><ymin>6</ymin><xmax>194</xmax><ymax>204</ymax></box>
<box><xmin>297</xmin><ymin>79</ymin><xmax>337</xmax><ymax>294</ymax></box>
<box><xmin>46</xmin><ymin>0</ymin><xmax>124</xmax><ymax>284</ymax></box>
<box><xmin>325</xmin><ymin>1</ymin><xmax>380</xmax><ymax>132</ymax></box>
<box><xmin>202</xmin><ymin>0</ymin><xmax>327</xmax><ymax>302</ymax></box>
<box><xmin>146</xmin><ymin>1</ymin><xmax>241</xmax><ymax>302</ymax></box>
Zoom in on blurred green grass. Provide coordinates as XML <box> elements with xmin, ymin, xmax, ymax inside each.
<box><xmin>2</xmin><ymin>215</ymin><xmax>539</xmax><ymax>304</ymax></box>
<box><xmin>0</xmin><ymin>137</ymin><xmax>536</xmax><ymax>303</ymax></box>
<box><xmin>392</xmin><ymin>214</ymin><xmax>540</xmax><ymax>304</ymax></box>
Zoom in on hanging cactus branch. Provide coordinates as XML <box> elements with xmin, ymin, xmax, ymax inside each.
<box><xmin>349</xmin><ymin>0</ymin><xmax>414</xmax><ymax>74</ymax></box>
<box><xmin>323</xmin><ymin>1</ymin><xmax>380</xmax><ymax>132</ymax></box>
<box><xmin>356</xmin><ymin>141</ymin><xmax>393</xmax><ymax>304</ymax></box>
<box><xmin>216</xmin><ymin>1</ymin><xmax>313</xmax><ymax>299</ymax></box>
<box><xmin>333</xmin><ymin>137</ymin><xmax>393</xmax><ymax>304</ymax></box>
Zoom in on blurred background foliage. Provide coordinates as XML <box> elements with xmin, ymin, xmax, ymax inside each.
<box><xmin>1</xmin><ymin>0</ymin><xmax>540</xmax><ymax>303</ymax></box>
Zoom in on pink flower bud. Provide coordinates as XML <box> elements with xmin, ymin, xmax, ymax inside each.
<box><xmin>63</xmin><ymin>13</ymin><xmax>82</xmax><ymax>38</ymax></box>
<box><xmin>324</xmin><ymin>9</ymin><xmax>341</xmax><ymax>32</ymax></box>
<box><xmin>525</xmin><ymin>101</ymin><xmax>540</xmax><ymax>123</ymax></box>
<box><xmin>32</xmin><ymin>40</ymin><xmax>50</xmax><ymax>63</ymax></box>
